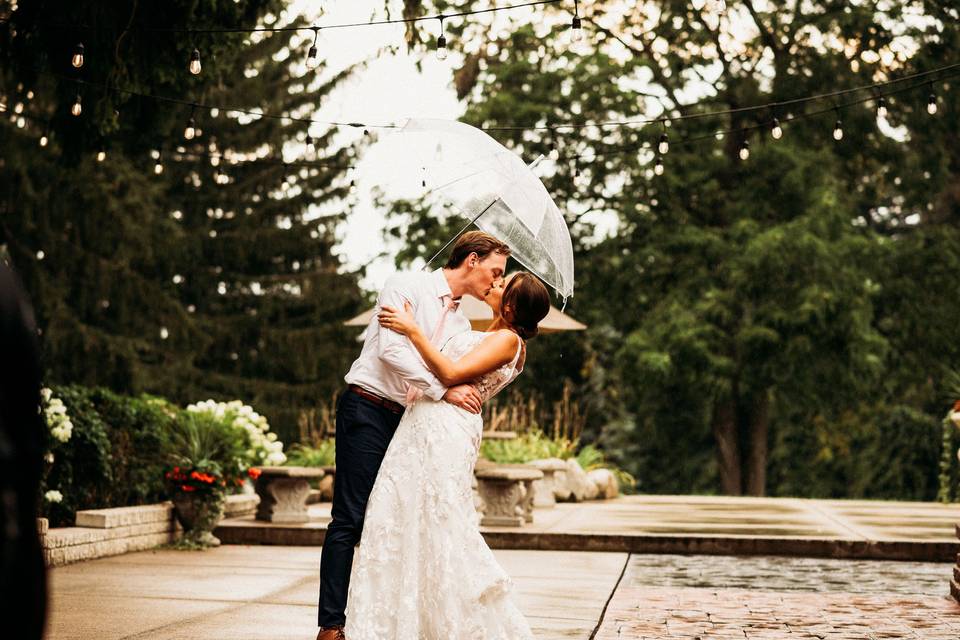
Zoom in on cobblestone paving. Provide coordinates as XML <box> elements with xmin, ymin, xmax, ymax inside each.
<box><xmin>595</xmin><ymin>555</ymin><xmax>960</xmax><ymax>639</ymax></box>
<box><xmin>621</xmin><ymin>554</ymin><xmax>952</xmax><ymax>597</ymax></box>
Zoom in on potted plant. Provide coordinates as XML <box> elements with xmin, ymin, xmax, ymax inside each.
<box><xmin>162</xmin><ymin>411</ymin><xmax>246</xmax><ymax>547</ymax></box>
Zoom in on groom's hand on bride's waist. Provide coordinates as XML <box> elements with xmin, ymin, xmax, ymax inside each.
<box><xmin>443</xmin><ymin>384</ymin><xmax>482</xmax><ymax>414</ymax></box>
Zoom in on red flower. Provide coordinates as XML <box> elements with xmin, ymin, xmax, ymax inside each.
<box><xmin>247</xmin><ymin>467</ymin><xmax>262</xmax><ymax>480</ymax></box>
<box><xmin>180</xmin><ymin>484</ymin><xmax>196</xmax><ymax>492</ymax></box>
<box><xmin>953</xmin><ymin>400</ymin><xmax>960</xmax><ymax>411</ymax></box>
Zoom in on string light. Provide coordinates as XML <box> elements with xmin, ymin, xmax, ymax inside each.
<box><xmin>833</xmin><ymin>116</ymin><xmax>843</xmax><ymax>141</ymax></box>
<box><xmin>692</xmin><ymin>0</ymin><xmax>707</xmax><ymax>9</ymax></box>
<box><xmin>189</xmin><ymin>48</ymin><xmax>202</xmax><ymax>75</ymax></box>
<box><xmin>96</xmin><ymin>148</ymin><xmax>106</xmax><ymax>162</ymax></box>
<box><xmin>39</xmin><ymin>129</ymin><xmax>49</xmax><ymax>147</ymax></box>
<box><xmin>658</xmin><ymin>130</ymin><xmax>669</xmax><ymax>154</ymax></box>
<box><xmin>154</xmin><ymin>150</ymin><xmax>164</xmax><ymax>174</ymax></box>
<box><xmin>771</xmin><ymin>117</ymin><xmax>783</xmax><ymax>139</ymax></box>
<box><xmin>738</xmin><ymin>139</ymin><xmax>750</xmax><ymax>161</ymax></box>
<box><xmin>653</xmin><ymin>156</ymin><xmax>664</xmax><ymax>176</ymax></box>
<box><xmin>927</xmin><ymin>89</ymin><xmax>938</xmax><ymax>115</ymax></box>
<box><xmin>184</xmin><ymin>105</ymin><xmax>197</xmax><ymax>140</ymax></box>
<box><xmin>70</xmin><ymin>91</ymin><xmax>82</xmax><ymax>116</ymax></box>
<box><xmin>71</xmin><ymin>43</ymin><xmax>85</xmax><ymax>69</ymax></box>
<box><xmin>436</xmin><ymin>16</ymin><xmax>448</xmax><ymax>61</ymax></box>
<box><xmin>876</xmin><ymin>96</ymin><xmax>887</xmax><ymax>119</ymax></box>
<box><xmin>306</xmin><ymin>28</ymin><xmax>320</xmax><ymax>69</ymax></box>
<box><xmin>570</xmin><ymin>0</ymin><xmax>583</xmax><ymax>42</ymax></box>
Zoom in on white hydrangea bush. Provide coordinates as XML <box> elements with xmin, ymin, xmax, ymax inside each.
<box><xmin>39</xmin><ymin>387</ymin><xmax>72</xmax><ymax>509</ymax></box>
<box><xmin>40</xmin><ymin>387</ymin><xmax>73</xmax><ymax>444</ymax></box>
<box><xmin>187</xmin><ymin>399</ymin><xmax>286</xmax><ymax>467</ymax></box>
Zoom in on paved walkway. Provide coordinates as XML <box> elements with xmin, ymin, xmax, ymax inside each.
<box><xmin>46</xmin><ymin>545</ymin><xmax>960</xmax><ymax>639</ymax></box>
<box><xmin>216</xmin><ymin>495</ymin><xmax>960</xmax><ymax>561</ymax></box>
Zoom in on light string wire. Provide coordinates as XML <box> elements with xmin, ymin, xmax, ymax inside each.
<box><xmin>5</xmin><ymin>107</ymin><xmax>358</xmax><ymax>170</ymax></box>
<box><xmin>0</xmin><ymin>0</ymin><xmax>564</xmax><ymax>34</ymax></box>
<box><xmin>560</xmin><ymin>68</ymin><xmax>960</xmax><ymax>164</ymax></box>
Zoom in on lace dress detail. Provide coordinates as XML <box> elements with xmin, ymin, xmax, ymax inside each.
<box><xmin>344</xmin><ymin>331</ymin><xmax>531</xmax><ymax>640</ymax></box>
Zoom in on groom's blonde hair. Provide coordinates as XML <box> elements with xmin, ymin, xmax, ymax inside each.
<box><xmin>445</xmin><ymin>231</ymin><xmax>511</xmax><ymax>269</ymax></box>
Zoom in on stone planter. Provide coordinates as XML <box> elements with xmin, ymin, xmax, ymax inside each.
<box><xmin>171</xmin><ymin>492</ymin><xmax>226</xmax><ymax>547</ymax></box>
<box><xmin>528</xmin><ymin>458</ymin><xmax>567</xmax><ymax>508</ymax></box>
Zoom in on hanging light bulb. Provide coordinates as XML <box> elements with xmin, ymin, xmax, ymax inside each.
<box><xmin>658</xmin><ymin>131</ymin><xmax>669</xmax><ymax>154</ymax></box>
<box><xmin>771</xmin><ymin>117</ymin><xmax>783</xmax><ymax>140</ymax></box>
<box><xmin>189</xmin><ymin>48</ymin><xmax>202</xmax><ymax>75</ymax></box>
<box><xmin>71</xmin><ymin>92</ymin><xmax>82</xmax><ymax>116</ymax></box>
<box><xmin>927</xmin><ymin>91</ymin><xmax>938</xmax><ymax>115</ymax></box>
<box><xmin>876</xmin><ymin>97</ymin><xmax>887</xmax><ymax>119</ymax></box>
<box><xmin>154</xmin><ymin>151</ymin><xmax>164</xmax><ymax>175</ymax></box>
<box><xmin>184</xmin><ymin>109</ymin><xmax>196</xmax><ymax>140</ymax></box>
<box><xmin>214</xmin><ymin>166</ymin><xmax>224</xmax><ymax>184</ymax></box>
<box><xmin>71</xmin><ymin>42</ymin><xmax>85</xmax><ymax>69</ymax></box>
<box><xmin>306</xmin><ymin>28</ymin><xmax>320</xmax><ymax>69</ymax></box>
<box><xmin>570</xmin><ymin>0</ymin><xmax>583</xmax><ymax>42</ymax></box>
<box><xmin>654</xmin><ymin>156</ymin><xmax>664</xmax><ymax>176</ymax></box>
<box><xmin>39</xmin><ymin>133</ymin><xmax>48</xmax><ymax>147</ymax></box>
<box><xmin>436</xmin><ymin>33</ymin><xmax>448</xmax><ymax>60</ymax></box>
<box><xmin>96</xmin><ymin>148</ymin><xmax>106</xmax><ymax>162</ymax></box>
<box><xmin>738</xmin><ymin>139</ymin><xmax>750</xmax><ymax>161</ymax></box>
<box><xmin>833</xmin><ymin>119</ymin><xmax>843</xmax><ymax>141</ymax></box>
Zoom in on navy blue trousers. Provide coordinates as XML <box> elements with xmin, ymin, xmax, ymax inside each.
<box><xmin>318</xmin><ymin>389</ymin><xmax>403</xmax><ymax>628</ymax></box>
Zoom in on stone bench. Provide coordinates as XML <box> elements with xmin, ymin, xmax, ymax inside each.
<box><xmin>254</xmin><ymin>466</ymin><xmax>325</xmax><ymax>523</ymax></box>
<box><xmin>528</xmin><ymin>458</ymin><xmax>568</xmax><ymax>508</ymax></box>
<box><xmin>475</xmin><ymin>465</ymin><xmax>543</xmax><ymax>527</ymax></box>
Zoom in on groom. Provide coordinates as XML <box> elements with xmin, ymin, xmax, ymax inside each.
<box><xmin>317</xmin><ymin>231</ymin><xmax>511</xmax><ymax>639</ymax></box>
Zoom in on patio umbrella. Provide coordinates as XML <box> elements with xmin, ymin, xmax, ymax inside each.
<box><xmin>401</xmin><ymin>118</ymin><xmax>575</xmax><ymax>304</ymax></box>
<box><xmin>344</xmin><ymin>295</ymin><xmax>586</xmax><ymax>334</ymax></box>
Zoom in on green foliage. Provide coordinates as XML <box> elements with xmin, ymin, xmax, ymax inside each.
<box><xmin>40</xmin><ymin>385</ymin><xmax>114</xmax><ymax>526</ymax></box>
<box><xmin>390</xmin><ymin>0</ymin><xmax>960</xmax><ymax>498</ymax></box>
<box><xmin>480</xmin><ymin>430</ymin><xmax>577</xmax><ymax>464</ymax></box>
<box><xmin>284</xmin><ymin>440</ymin><xmax>337</xmax><ymax>468</ymax></box>
<box><xmin>161</xmin><ymin>410</ymin><xmax>248</xmax><ymax>486</ymax></box>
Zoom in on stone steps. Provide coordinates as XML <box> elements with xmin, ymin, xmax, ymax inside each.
<box><xmin>41</xmin><ymin>493</ymin><xmax>259</xmax><ymax>567</ymax></box>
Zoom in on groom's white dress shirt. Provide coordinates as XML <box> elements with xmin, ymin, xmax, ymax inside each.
<box><xmin>344</xmin><ymin>268</ymin><xmax>472</xmax><ymax>406</ymax></box>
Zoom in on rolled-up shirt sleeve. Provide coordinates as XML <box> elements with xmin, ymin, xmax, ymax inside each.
<box><xmin>376</xmin><ymin>278</ymin><xmax>448</xmax><ymax>401</ymax></box>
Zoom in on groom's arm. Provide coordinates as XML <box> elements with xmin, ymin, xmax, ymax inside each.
<box><xmin>375</xmin><ymin>276</ymin><xmax>448</xmax><ymax>401</ymax></box>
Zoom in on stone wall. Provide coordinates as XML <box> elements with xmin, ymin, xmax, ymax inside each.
<box><xmin>40</xmin><ymin>494</ymin><xmax>258</xmax><ymax>567</ymax></box>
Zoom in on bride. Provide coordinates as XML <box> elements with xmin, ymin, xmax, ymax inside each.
<box><xmin>343</xmin><ymin>271</ymin><xmax>551</xmax><ymax>640</ymax></box>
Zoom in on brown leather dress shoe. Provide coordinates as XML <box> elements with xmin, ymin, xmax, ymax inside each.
<box><xmin>316</xmin><ymin>627</ymin><xmax>345</xmax><ymax>640</ymax></box>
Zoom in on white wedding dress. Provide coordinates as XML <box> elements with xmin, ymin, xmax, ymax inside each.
<box><xmin>344</xmin><ymin>330</ymin><xmax>534</xmax><ymax>640</ymax></box>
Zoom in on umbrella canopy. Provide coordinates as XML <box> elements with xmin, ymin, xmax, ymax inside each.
<box><xmin>344</xmin><ymin>295</ymin><xmax>586</xmax><ymax>334</ymax></box>
<box><xmin>401</xmin><ymin>118</ymin><xmax>575</xmax><ymax>303</ymax></box>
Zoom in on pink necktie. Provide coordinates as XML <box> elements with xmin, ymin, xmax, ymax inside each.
<box><xmin>405</xmin><ymin>295</ymin><xmax>458</xmax><ymax>405</ymax></box>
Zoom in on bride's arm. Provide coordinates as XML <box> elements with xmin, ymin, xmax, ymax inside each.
<box><xmin>379</xmin><ymin>303</ymin><xmax>518</xmax><ymax>387</ymax></box>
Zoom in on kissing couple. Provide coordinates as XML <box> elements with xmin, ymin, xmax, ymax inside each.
<box><xmin>317</xmin><ymin>230</ymin><xmax>550</xmax><ymax>639</ymax></box>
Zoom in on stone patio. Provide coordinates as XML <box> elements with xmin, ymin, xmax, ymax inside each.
<box><xmin>45</xmin><ymin>545</ymin><xmax>960</xmax><ymax>639</ymax></box>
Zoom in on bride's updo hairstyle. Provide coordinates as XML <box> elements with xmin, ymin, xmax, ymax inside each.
<box><xmin>501</xmin><ymin>272</ymin><xmax>550</xmax><ymax>340</ymax></box>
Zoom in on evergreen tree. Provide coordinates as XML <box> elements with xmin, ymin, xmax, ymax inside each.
<box><xmin>0</xmin><ymin>1</ymin><xmax>366</xmax><ymax>441</ymax></box>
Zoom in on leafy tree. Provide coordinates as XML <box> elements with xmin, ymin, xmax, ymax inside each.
<box><xmin>389</xmin><ymin>0</ymin><xmax>959</xmax><ymax>496</ymax></box>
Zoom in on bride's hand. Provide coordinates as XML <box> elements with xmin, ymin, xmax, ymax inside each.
<box><xmin>378</xmin><ymin>301</ymin><xmax>418</xmax><ymax>336</ymax></box>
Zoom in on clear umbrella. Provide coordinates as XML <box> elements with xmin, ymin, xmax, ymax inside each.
<box><xmin>401</xmin><ymin>118</ymin><xmax>575</xmax><ymax>303</ymax></box>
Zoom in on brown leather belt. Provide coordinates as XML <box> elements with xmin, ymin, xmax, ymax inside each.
<box><xmin>347</xmin><ymin>384</ymin><xmax>404</xmax><ymax>414</ymax></box>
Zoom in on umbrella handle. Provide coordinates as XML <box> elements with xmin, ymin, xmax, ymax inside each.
<box><xmin>421</xmin><ymin>197</ymin><xmax>500</xmax><ymax>271</ymax></box>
